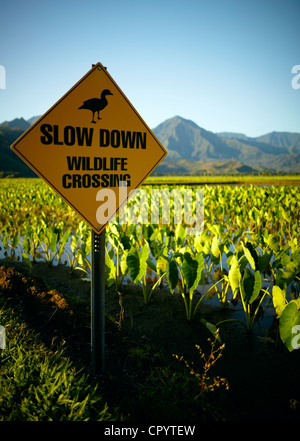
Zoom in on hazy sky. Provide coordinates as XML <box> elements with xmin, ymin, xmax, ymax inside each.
<box><xmin>0</xmin><ymin>0</ymin><xmax>299</xmax><ymax>137</ymax></box>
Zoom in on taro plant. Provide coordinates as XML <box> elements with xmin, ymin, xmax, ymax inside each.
<box><xmin>0</xmin><ymin>223</ymin><xmax>21</xmax><ymax>261</ymax></box>
<box><xmin>209</xmin><ymin>230</ymin><xmax>232</xmax><ymax>309</ymax></box>
<box><xmin>218</xmin><ymin>241</ymin><xmax>272</xmax><ymax>335</ymax></box>
<box><xmin>68</xmin><ymin>221</ymin><xmax>91</xmax><ymax>274</ymax></box>
<box><xmin>271</xmin><ymin>247</ymin><xmax>300</xmax><ymax>351</ymax></box>
<box><xmin>39</xmin><ymin>223</ymin><xmax>71</xmax><ymax>266</ymax></box>
<box><xmin>176</xmin><ymin>251</ymin><xmax>205</xmax><ymax>321</ymax></box>
<box><xmin>105</xmin><ymin>223</ymin><xmax>133</xmax><ymax>291</ymax></box>
<box><xmin>121</xmin><ymin>243</ymin><xmax>165</xmax><ymax>304</ymax></box>
<box><xmin>193</xmin><ymin>227</ymin><xmax>231</xmax><ymax>309</ymax></box>
<box><xmin>65</xmin><ymin>233</ymin><xmax>81</xmax><ymax>273</ymax></box>
<box><xmin>167</xmin><ymin>250</ymin><xmax>224</xmax><ymax>323</ymax></box>
<box><xmin>272</xmin><ymin>285</ymin><xmax>300</xmax><ymax>351</ymax></box>
<box><xmin>21</xmin><ymin>221</ymin><xmax>43</xmax><ymax>263</ymax></box>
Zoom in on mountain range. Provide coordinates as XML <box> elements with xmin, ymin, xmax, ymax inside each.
<box><xmin>152</xmin><ymin>116</ymin><xmax>300</xmax><ymax>175</ymax></box>
<box><xmin>0</xmin><ymin>115</ymin><xmax>299</xmax><ymax>177</ymax></box>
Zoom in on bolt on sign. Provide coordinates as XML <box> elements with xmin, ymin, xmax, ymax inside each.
<box><xmin>11</xmin><ymin>63</ymin><xmax>167</xmax><ymax>233</ymax></box>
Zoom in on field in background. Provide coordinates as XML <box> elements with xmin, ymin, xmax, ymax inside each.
<box><xmin>145</xmin><ymin>174</ymin><xmax>300</xmax><ymax>185</ymax></box>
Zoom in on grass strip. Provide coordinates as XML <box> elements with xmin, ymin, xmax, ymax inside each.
<box><xmin>0</xmin><ymin>300</ymin><xmax>114</xmax><ymax>421</ymax></box>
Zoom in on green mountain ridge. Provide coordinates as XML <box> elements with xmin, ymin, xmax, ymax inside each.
<box><xmin>153</xmin><ymin>116</ymin><xmax>300</xmax><ymax>174</ymax></box>
<box><xmin>0</xmin><ymin>118</ymin><xmax>36</xmax><ymax>177</ymax></box>
<box><xmin>0</xmin><ymin>115</ymin><xmax>299</xmax><ymax>177</ymax></box>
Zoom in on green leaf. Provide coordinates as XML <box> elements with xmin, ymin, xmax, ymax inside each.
<box><xmin>105</xmin><ymin>254</ymin><xmax>116</xmax><ymax>287</ymax></box>
<box><xmin>120</xmin><ymin>250</ymin><xmax>129</xmax><ymax>276</ymax></box>
<box><xmin>243</xmin><ymin>242</ymin><xmax>257</xmax><ymax>270</ymax></box>
<box><xmin>182</xmin><ymin>252</ymin><xmax>204</xmax><ymax>293</ymax></box>
<box><xmin>200</xmin><ymin>319</ymin><xmax>222</xmax><ymax>343</ymax></box>
<box><xmin>292</xmin><ymin>248</ymin><xmax>300</xmax><ymax>272</ymax></box>
<box><xmin>276</xmin><ymin>266</ymin><xmax>298</xmax><ymax>289</ymax></box>
<box><xmin>266</xmin><ymin>235</ymin><xmax>280</xmax><ymax>253</ymax></box>
<box><xmin>166</xmin><ymin>259</ymin><xmax>179</xmax><ymax>293</ymax></box>
<box><xmin>257</xmin><ymin>251</ymin><xmax>272</xmax><ymax>273</ymax></box>
<box><xmin>12</xmin><ymin>235</ymin><xmax>19</xmax><ymax>249</ymax></box>
<box><xmin>211</xmin><ymin>236</ymin><xmax>220</xmax><ymax>259</ymax></box>
<box><xmin>156</xmin><ymin>255</ymin><xmax>167</xmax><ymax>276</ymax></box>
<box><xmin>126</xmin><ymin>245</ymin><xmax>149</xmax><ymax>284</ymax></box>
<box><xmin>279</xmin><ymin>301</ymin><xmax>300</xmax><ymax>351</ymax></box>
<box><xmin>146</xmin><ymin>257</ymin><xmax>157</xmax><ymax>274</ymax></box>
<box><xmin>126</xmin><ymin>249</ymin><xmax>140</xmax><ymax>282</ymax></box>
<box><xmin>272</xmin><ymin>285</ymin><xmax>286</xmax><ymax>318</ymax></box>
<box><xmin>22</xmin><ymin>237</ymin><xmax>30</xmax><ymax>254</ymax></box>
<box><xmin>50</xmin><ymin>231</ymin><xmax>58</xmax><ymax>253</ymax></box>
<box><xmin>175</xmin><ymin>223</ymin><xmax>186</xmax><ymax>247</ymax></box>
<box><xmin>228</xmin><ymin>255</ymin><xmax>241</xmax><ymax>299</ymax></box>
<box><xmin>241</xmin><ymin>269</ymin><xmax>261</xmax><ymax>305</ymax></box>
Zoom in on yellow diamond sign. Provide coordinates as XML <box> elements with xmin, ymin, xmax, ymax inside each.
<box><xmin>11</xmin><ymin>63</ymin><xmax>167</xmax><ymax>233</ymax></box>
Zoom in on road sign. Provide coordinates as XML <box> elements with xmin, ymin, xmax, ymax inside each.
<box><xmin>11</xmin><ymin>62</ymin><xmax>167</xmax><ymax>233</ymax></box>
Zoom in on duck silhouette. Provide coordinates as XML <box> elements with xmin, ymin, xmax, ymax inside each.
<box><xmin>78</xmin><ymin>89</ymin><xmax>113</xmax><ymax>123</ymax></box>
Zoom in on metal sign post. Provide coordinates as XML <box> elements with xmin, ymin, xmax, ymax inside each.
<box><xmin>91</xmin><ymin>228</ymin><xmax>106</xmax><ymax>375</ymax></box>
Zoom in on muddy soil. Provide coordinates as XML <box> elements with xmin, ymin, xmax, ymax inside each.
<box><xmin>1</xmin><ymin>259</ymin><xmax>300</xmax><ymax>421</ymax></box>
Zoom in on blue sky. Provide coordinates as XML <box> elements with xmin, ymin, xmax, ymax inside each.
<box><xmin>0</xmin><ymin>0</ymin><xmax>299</xmax><ymax>137</ymax></box>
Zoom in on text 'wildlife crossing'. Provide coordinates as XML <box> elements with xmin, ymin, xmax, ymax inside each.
<box><xmin>40</xmin><ymin>124</ymin><xmax>147</xmax><ymax>189</ymax></box>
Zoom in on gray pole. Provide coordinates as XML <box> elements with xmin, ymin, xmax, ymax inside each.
<box><xmin>90</xmin><ymin>62</ymin><xmax>106</xmax><ymax>376</ymax></box>
<box><xmin>91</xmin><ymin>228</ymin><xmax>106</xmax><ymax>375</ymax></box>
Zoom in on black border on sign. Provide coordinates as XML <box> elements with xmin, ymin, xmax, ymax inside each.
<box><xmin>10</xmin><ymin>62</ymin><xmax>168</xmax><ymax>234</ymax></box>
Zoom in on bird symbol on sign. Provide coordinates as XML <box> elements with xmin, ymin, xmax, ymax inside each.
<box><xmin>78</xmin><ymin>89</ymin><xmax>113</xmax><ymax>123</ymax></box>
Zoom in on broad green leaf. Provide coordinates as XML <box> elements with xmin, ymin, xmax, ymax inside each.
<box><xmin>272</xmin><ymin>285</ymin><xmax>286</xmax><ymax>318</ymax></box>
<box><xmin>182</xmin><ymin>252</ymin><xmax>204</xmax><ymax>293</ymax></box>
<box><xmin>241</xmin><ymin>269</ymin><xmax>261</xmax><ymax>305</ymax></box>
<box><xmin>228</xmin><ymin>256</ymin><xmax>241</xmax><ymax>299</ymax></box>
<box><xmin>257</xmin><ymin>251</ymin><xmax>272</xmax><ymax>273</ymax></box>
<box><xmin>276</xmin><ymin>266</ymin><xmax>298</xmax><ymax>289</ymax></box>
<box><xmin>120</xmin><ymin>250</ymin><xmax>129</xmax><ymax>276</ymax></box>
<box><xmin>12</xmin><ymin>235</ymin><xmax>19</xmax><ymax>249</ymax></box>
<box><xmin>50</xmin><ymin>231</ymin><xmax>58</xmax><ymax>253</ymax></box>
<box><xmin>126</xmin><ymin>245</ymin><xmax>149</xmax><ymax>283</ymax></box>
<box><xmin>242</xmin><ymin>242</ymin><xmax>257</xmax><ymax>270</ymax></box>
<box><xmin>156</xmin><ymin>255</ymin><xmax>167</xmax><ymax>276</ymax></box>
<box><xmin>203</xmin><ymin>238</ymin><xmax>211</xmax><ymax>256</ymax></box>
<box><xmin>166</xmin><ymin>259</ymin><xmax>179</xmax><ymax>293</ymax></box>
<box><xmin>211</xmin><ymin>236</ymin><xmax>220</xmax><ymax>259</ymax></box>
<box><xmin>140</xmin><ymin>244</ymin><xmax>150</xmax><ymax>272</ymax></box>
<box><xmin>22</xmin><ymin>237</ymin><xmax>30</xmax><ymax>253</ymax></box>
<box><xmin>175</xmin><ymin>223</ymin><xmax>185</xmax><ymax>246</ymax></box>
<box><xmin>146</xmin><ymin>257</ymin><xmax>157</xmax><ymax>274</ymax></box>
<box><xmin>126</xmin><ymin>249</ymin><xmax>140</xmax><ymax>282</ymax></box>
<box><xmin>105</xmin><ymin>254</ymin><xmax>116</xmax><ymax>287</ymax></box>
<box><xmin>292</xmin><ymin>249</ymin><xmax>300</xmax><ymax>272</ymax></box>
<box><xmin>279</xmin><ymin>301</ymin><xmax>300</xmax><ymax>351</ymax></box>
<box><xmin>266</xmin><ymin>235</ymin><xmax>280</xmax><ymax>253</ymax></box>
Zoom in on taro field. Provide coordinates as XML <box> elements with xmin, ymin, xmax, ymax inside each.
<box><xmin>0</xmin><ymin>177</ymin><xmax>300</xmax><ymax>351</ymax></box>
